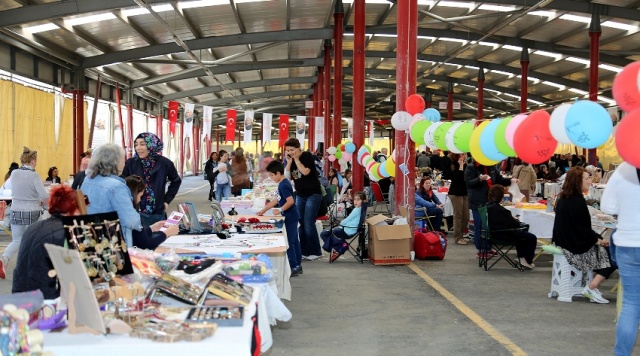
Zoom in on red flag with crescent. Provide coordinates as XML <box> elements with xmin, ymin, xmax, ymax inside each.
<box><xmin>278</xmin><ymin>114</ymin><xmax>289</xmax><ymax>147</ymax></box>
<box><xmin>168</xmin><ymin>101</ymin><xmax>178</xmax><ymax>136</ymax></box>
<box><xmin>226</xmin><ymin>109</ymin><xmax>237</xmax><ymax>142</ymax></box>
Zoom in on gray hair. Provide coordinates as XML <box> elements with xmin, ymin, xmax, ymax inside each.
<box><xmin>88</xmin><ymin>143</ymin><xmax>125</xmax><ymax>178</ymax></box>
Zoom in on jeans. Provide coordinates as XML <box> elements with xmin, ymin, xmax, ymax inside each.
<box><xmin>140</xmin><ymin>213</ymin><xmax>166</xmax><ymax>227</ymax></box>
<box><xmin>296</xmin><ymin>194</ymin><xmax>322</xmax><ymax>257</ymax></box>
<box><xmin>284</xmin><ymin>216</ymin><xmax>302</xmax><ymax>269</ymax></box>
<box><xmin>320</xmin><ymin>228</ymin><xmax>350</xmax><ymax>253</ymax></box>
<box><xmin>215</xmin><ymin>183</ymin><xmax>231</xmax><ymax>202</ymax></box>
<box><xmin>471</xmin><ymin>208</ymin><xmax>491</xmax><ymax>251</ymax></box>
<box><xmin>615</xmin><ymin>246</ymin><xmax>640</xmax><ymax>356</ymax></box>
<box><xmin>450</xmin><ymin>195</ymin><xmax>469</xmax><ymax>242</ymax></box>
<box><xmin>2</xmin><ymin>224</ymin><xmax>27</xmax><ymax>262</ymax></box>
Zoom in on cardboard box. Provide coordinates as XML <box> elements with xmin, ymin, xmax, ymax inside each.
<box><xmin>366</xmin><ymin>214</ymin><xmax>411</xmax><ymax>265</ymax></box>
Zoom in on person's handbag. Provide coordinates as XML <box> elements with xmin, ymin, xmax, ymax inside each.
<box><xmin>204</xmin><ymin>173</ymin><xmax>208</xmax><ymax>180</ymax></box>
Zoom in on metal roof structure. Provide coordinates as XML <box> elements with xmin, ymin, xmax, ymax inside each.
<box><xmin>1</xmin><ymin>0</ymin><xmax>638</xmax><ymax>129</ymax></box>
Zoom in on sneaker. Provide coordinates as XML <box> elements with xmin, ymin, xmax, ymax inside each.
<box><xmin>330</xmin><ymin>249</ymin><xmax>341</xmax><ymax>263</ymax></box>
<box><xmin>455</xmin><ymin>239</ymin><xmax>468</xmax><ymax>245</ymax></box>
<box><xmin>519</xmin><ymin>258</ymin><xmax>535</xmax><ymax>270</ymax></box>
<box><xmin>582</xmin><ymin>286</ymin><xmax>610</xmax><ymax>304</ymax></box>
<box><xmin>301</xmin><ymin>255</ymin><xmax>309</xmax><ymax>261</ymax></box>
<box><xmin>0</xmin><ymin>258</ymin><xmax>5</xmax><ymax>280</ymax></box>
<box><xmin>291</xmin><ymin>265</ymin><xmax>303</xmax><ymax>276</ymax></box>
<box><xmin>305</xmin><ymin>255</ymin><xmax>323</xmax><ymax>261</ymax></box>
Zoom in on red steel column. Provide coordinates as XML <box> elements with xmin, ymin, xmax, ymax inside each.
<box><xmin>333</xmin><ymin>0</ymin><xmax>344</xmax><ymax>168</ymax></box>
<box><xmin>126</xmin><ymin>103</ymin><xmax>134</xmax><ymax>159</ymax></box>
<box><xmin>87</xmin><ymin>75</ymin><xmax>101</xmax><ymax>149</ymax></box>
<box><xmin>424</xmin><ymin>91</ymin><xmax>432</xmax><ymax>108</ymax></box>
<box><xmin>115</xmin><ymin>85</ymin><xmax>126</xmax><ymax>155</ymax></box>
<box><xmin>309</xmin><ymin>85</ymin><xmax>317</xmax><ymax>151</ymax></box>
<box><xmin>73</xmin><ymin>89</ymin><xmax>86</xmax><ymax>173</ymax></box>
<box><xmin>216</xmin><ymin>128</ymin><xmax>220</xmax><ymax>152</ymax></box>
<box><xmin>394</xmin><ymin>0</ymin><xmax>418</xmax><ymax>218</ymax></box>
<box><xmin>178</xmin><ymin>121</ymin><xmax>184</xmax><ymax>178</ymax></box>
<box><xmin>447</xmin><ymin>82</ymin><xmax>454</xmax><ymax>121</ymax></box>
<box><xmin>156</xmin><ymin>113</ymin><xmax>163</xmax><ymax>142</ymax></box>
<box><xmin>520</xmin><ymin>48</ymin><xmax>529</xmax><ymax>113</ymax></box>
<box><xmin>588</xmin><ymin>12</ymin><xmax>601</xmax><ymax>166</ymax></box>
<box><xmin>352</xmin><ymin>0</ymin><xmax>365</xmax><ymax>193</ymax></box>
<box><xmin>323</xmin><ymin>39</ymin><xmax>332</xmax><ymax>155</ymax></box>
<box><xmin>193</xmin><ymin>123</ymin><xmax>200</xmax><ymax>176</ymax></box>
<box><xmin>477</xmin><ymin>67</ymin><xmax>485</xmax><ymax>120</ymax></box>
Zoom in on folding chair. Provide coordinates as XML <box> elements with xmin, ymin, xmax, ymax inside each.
<box><xmin>414</xmin><ymin>207</ymin><xmax>438</xmax><ymax>232</ymax></box>
<box><xmin>0</xmin><ymin>201</ymin><xmax>10</xmax><ymax>236</ymax></box>
<box><xmin>323</xmin><ymin>202</ymin><xmax>369</xmax><ymax>264</ymax></box>
<box><xmin>477</xmin><ymin>205</ymin><xmax>528</xmax><ymax>271</ymax></box>
<box><xmin>370</xmin><ymin>182</ymin><xmax>390</xmax><ymax>214</ymax></box>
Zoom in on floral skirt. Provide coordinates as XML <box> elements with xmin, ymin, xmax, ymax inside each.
<box><xmin>561</xmin><ymin>244</ymin><xmax>611</xmax><ymax>284</ymax></box>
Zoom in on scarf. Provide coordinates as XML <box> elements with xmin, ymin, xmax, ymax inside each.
<box><xmin>483</xmin><ymin>166</ymin><xmax>493</xmax><ymax>189</ymax></box>
<box><xmin>135</xmin><ymin>132</ymin><xmax>163</xmax><ymax>214</ymax></box>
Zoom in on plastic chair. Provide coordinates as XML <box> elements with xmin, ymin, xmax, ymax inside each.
<box><xmin>548</xmin><ymin>252</ymin><xmax>593</xmax><ymax>302</ymax></box>
<box><xmin>477</xmin><ymin>205</ymin><xmax>528</xmax><ymax>271</ymax></box>
<box><xmin>323</xmin><ymin>202</ymin><xmax>369</xmax><ymax>264</ymax></box>
<box><xmin>370</xmin><ymin>182</ymin><xmax>390</xmax><ymax>214</ymax></box>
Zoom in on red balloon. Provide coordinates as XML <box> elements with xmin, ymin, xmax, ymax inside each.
<box><xmin>513</xmin><ymin>110</ymin><xmax>557</xmax><ymax>164</ymax></box>
<box><xmin>616</xmin><ymin>108</ymin><xmax>640</xmax><ymax>168</ymax></box>
<box><xmin>613</xmin><ymin>61</ymin><xmax>640</xmax><ymax>113</ymax></box>
<box><xmin>405</xmin><ymin>94</ymin><xmax>426</xmax><ymax>115</ymax></box>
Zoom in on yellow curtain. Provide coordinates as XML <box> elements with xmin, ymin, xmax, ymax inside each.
<box><xmin>0</xmin><ymin>81</ymin><xmax>14</xmax><ymax>177</ymax></box>
<box><xmin>554</xmin><ymin>135</ymin><xmax>621</xmax><ymax>170</ymax></box>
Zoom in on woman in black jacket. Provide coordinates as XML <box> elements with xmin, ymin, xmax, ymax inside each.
<box><xmin>449</xmin><ymin>153</ymin><xmax>469</xmax><ymax>245</ymax></box>
<box><xmin>204</xmin><ymin>152</ymin><xmax>219</xmax><ymax>201</ymax></box>
<box><xmin>13</xmin><ymin>185</ymin><xmax>80</xmax><ymax>298</ymax></box>
<box><xmin>552</xmin><ymin>167</ymin><xmax>615</xmax><ymax>304</ymax></box>
<box><xmin>486</xmin><ymin>185</ymin><xmax>537</xmax><ymax>269</ymax></box>
<box><xmin>122</xmin><ymin>132</ymin><xmax>182</xmax><ymax>226</ymax></box>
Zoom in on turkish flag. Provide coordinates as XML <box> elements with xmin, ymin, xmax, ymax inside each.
<box><xmin>278</xmin><ymin>115</ymin><xmax>290</xmax><ymax>147</ymax></box>
<box><xmin>168</xmin><ymin>101</ymin><xmax>178</xmax><ymax>136</ymax></box>
<box><xmin>226</xmin><ymin>109</ymin><xmax>237</xmax><ymax>142</ymax></box>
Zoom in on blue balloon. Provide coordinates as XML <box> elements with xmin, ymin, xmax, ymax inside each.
<box><xmin>479</xmin><ymin>119</ymin><xmax>507</xmax><ymax>162</ymax></box>
<box><xmin>423</xmin><ymin>108</ymin><xmax>441</xmax><ymax>123</ymax></box>
<box><xmin>564</xmin><ymin>100</ymin><xmax>613</xmax><ymax>149</ymax></box>
<box><xmin>378</xmin><ymin>162</ymin><xmax>390</xmax><ymax>178</ymax></box>
<box><xmin>345</xmin><ymin>142</ymin><xmax>357</xmax><ymax>153</ymax></box>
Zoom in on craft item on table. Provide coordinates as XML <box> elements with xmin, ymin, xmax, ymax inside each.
<box><xmin>176</xmin><ymin>258</ymin><xmax>218</xmax><ymax>274</ymax></box>
<box><xmin>129</xmin><ymin>247</ymin><xmax>163</xmax><ymax>278</ymax></box>
<box><xmin>0</xmin><ymin>290</ymin><xmax>44</xmax><ymax>316</ymax></box>
<box><xmin>0</xmin><ymin>304</ymin><xmax>45</xmax><ymax>354</ymax></box>
<box><xmin>160</xmin><ymin>211</ymin><xmax>184</xmax><ymax>232</ymax></box>
<box><xmin>222</xmin><ymin>258</ymin><xmax>272</xmax><ymax>283</ymax></box>
<box><xmin>206</xmin><ymin>273</ymin><xmax>253</xmax><ymax>306</ymax></box>
<box><xmin>186</xmin><ymin>306</ymin><xmax>244</xmax><ymax>327</ymax></box>
<box><xmin>209</xmin><ymin>200</ymin><xmax>226</xmax><ymax>229</ymax></box>
<box><xmin>235</xmin><ymin>222</ymin><xmax>282</xmax><ymax>234</ymax></box>
<box><xmin>147</xmin><ymin>273</ymin><xmax>205</xmax><ymax>306</ymax></box>
<box><xmin>179</xmin><ymin>202</ymin><xmax>214</xmax><ymax>234</ymax></box>
<box><xmin>61</xmin><ymin>212</ymin><xmax>134</xmax><ymax>281</ymax></box>
<box><xmin>519</xmin><ymin>202</ymin><xmax>547</xmax><ymax>210</ymax></box>
<box><xmin>130</xmin><ymin>321</ymin><xmax>216</xmax><ymax>342</ymax></box>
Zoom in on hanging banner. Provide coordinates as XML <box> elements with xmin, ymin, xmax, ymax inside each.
<box><xmin>183</xmin><ymin>103</ymin><xmax>195</xmax><ymax>138</ymax></box>
<box><xmin>54</xmin><ymin>93</ymin><xmax>65</xmax><ymax>145</ymax></box>
<box><xmin>202</xmin><ymin>106</ymin><xmax>212</xmax><ymax>140</ymax></box>
<box><xmin>226</xmin><ymin>109</ymin><xmax>237</xmax><ymax>142</ymax></box>
<box><xmin>244</xmin><ymin>110</ymin><xmax>254</xmax><ymax>144</ymax></box>
<box><xmin>262</xmin><ymin>113</ymin><xmax>273</xmax><ymax>146</ymax></box>
<box><xmin>296</xmin><ymin>116</ymin><xmax>306</xmax><ymax>145</ymax></box>
<box><xmin>314</xmin><ymin>116</ymin><xmax>324</xmax><ymax>145</ymax></box>
<box><xmin>347</xmin><ymin>119</ymin><xmax>353</xmax><ymax>141</ymax></box>
<box><xmin>278</xmin><ymin>114</ymin><xmax>290</xmax><ymax>147</ymax></box>
<box><xmin>168</xmin><ymin>101</ymin><xmax>179</xmax><ymax>136</ymax></box>
<box><xmin>369</xmin><ymin>122</ymin><xmax>375</xmax><ymax>147</ymax></box>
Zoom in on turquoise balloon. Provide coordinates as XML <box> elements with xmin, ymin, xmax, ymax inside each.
<box><xmin>345</xmin><ymin>142</ymin><xmax>356</xmax><ymax>153</ymax></box>
<box><xmin>480</xmin><ymin>119</ymin><xmax>507</xmax><ymax>161</ymax></box>
<box><xmin>410</xmin><ymin>120</ymin><xmax>431</xmax><ymax>145</ymax></box>
<box><xmin>434</xmin><ymin>122</ymin><xmax>453</xmax><ymax>151</ymax></box>
<box><xmin>453</xmin><ymin>122</ymin><xmax>474</xmax><ymax>153</ymax></box>
<box><xmin>494</xmin><ymin>116</ymin><xmax>516</xmax><ymax>157</ymax></box>
<box><xmin>565</xmin><ymin>100</ymin><xmax>613</xmax><ymax>149</ymax></box>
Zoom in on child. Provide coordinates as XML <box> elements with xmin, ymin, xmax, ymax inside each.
<box><xmin>321</xmin><ymin>191</ymin><xmax>366</xmax><ymax>263</ymax></box>
<box><xmin>214</xmin><ymin>150</ymin><xmax>233</xmax><ymax>201</ymax></box>
<box><xmin>257</xmin><ymin>161</ymin><xmax>303</xmax><ymax>276</ymax></box>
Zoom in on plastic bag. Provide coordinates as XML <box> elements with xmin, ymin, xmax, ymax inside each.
<box><xmin>508</xmin><ymin>183</ymin><xmax>525</xmax><ymax>203</ymax></box>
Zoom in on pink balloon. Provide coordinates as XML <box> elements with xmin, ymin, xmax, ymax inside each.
<box><xmin>505</xmin><ymin>114</ymin><xmax>529</xmax><ymax>149</ymax></box>
<box><xmin>342</xmin><ymin>152</ymin><xmax>352</xmax><ymax>162</ymax></box>
<box><xmin>328</xmin><ymin>154</ymin><xmax>336</xmax><ymax>162</ymax></box>
<box><xmin>408</xmin><ymin>117</ymin><xmax>422</xmax><ymax>132</ymax></box>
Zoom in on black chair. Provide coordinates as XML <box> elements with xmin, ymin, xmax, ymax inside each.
<box><xmin>323</xmin><ymin>202</ymin><xmax>369</xmax><ymax>264</ymax></box>
<box><xmin>477</xmin><ymin>205</ymin><xmax>528</xmax><ymax>271</ymax></box>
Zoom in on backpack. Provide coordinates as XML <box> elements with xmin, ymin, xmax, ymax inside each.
<box><xmin>414</xmin><ymin>228</ymin><xmax>447</xmax><ymax>260</ymax></box>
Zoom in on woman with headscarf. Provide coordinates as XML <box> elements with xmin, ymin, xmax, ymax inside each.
<box><xmin>231</xmin><ymin>147</ymin><xmax>251</xmax><ymax>196</ymax></box>
<box><xmin>122</xmin><ymin>132</ymin><xmax>182</xmax><ymax>226</ymax></box>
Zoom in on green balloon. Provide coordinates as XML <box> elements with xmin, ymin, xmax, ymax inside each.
<box><xmin>362</xmin><ymin>144</ymin><xmax>372</xmax><ymax>154</ymax></box>
<box><xmin>335</xmin><ymin>150</ymin><xmax>343</xmax><ymax>159</ymax></box>
<box><xmin>494</xmin><ymin>116</ymin><xmax>516</xmax><ymax>157</ymax></box>
<box><xmin>453</xmin><ymin>122</ymin><xmax>474</xmax><ymax>153</ymax></box>
<box><xmin>434</xmin><ymin>122</ymin><xmax>453</xmax><ymax>151</ymax></box>
<box><xmin>410</xmin><ymin>121</ymin><xmax>431</xmax><ymax>145</ymax></box>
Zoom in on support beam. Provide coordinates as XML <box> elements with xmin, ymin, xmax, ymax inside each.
<box><xmin>520</xmin><ymin>47</ymin><xmax>530</xmax><ymax>113</ymax></box>
<box><xmin>588</xmin><ymin>12</ymin><xmax>601</xmax><ymax>166</ymax></box>
<box><xmin>352</xmin><ymin>0</ymin><xmax>365</xmax><ymax>194</ymax></box>
<box><xmin>477</xmin><ymin>67</ymin><xmax>485</xmax><ymax>120</ymax></box>
<box><xmin>323</xmin><ymin>39</ymin><xmax>332</xmax><ymax>170</ymax></box>
<box><xmin>333</xmin><ymin>0</ymin><xmax>344</xmax><ymax>162</ymax></box>
<box><xmin>199</xmin><ymin>89</ymin><xmax>314</xmax><ymax>107</ymax></box>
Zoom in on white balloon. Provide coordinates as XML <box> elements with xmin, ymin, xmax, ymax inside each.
<box><xmin>369</xmin><ymin>173</ymin><xmax>379</xmax><ymax>182</ymax></box>
<box><xmin>423</xmin><ymin>121</ymin><xmax>442</xmax><ymax>150</ymax></box>
<box><xmin>445</xmin><ymin>122</ymin><xmax>464</xmax><ymax>153</ymax></box>
<box><xmin>391</xmin><ymin>111</ymin><xmax>413</xmax><ymax>131</ymax></box>
<box><xmin>549</xmin><ymin>103</ymin><xmax>573</xmax><ymax>144</ymax></box>
<box><xmin>326</xmin><ymin>146</ymin><xmax>337</xmax><ymax>154</ymax></box>
<box><xmin>338</xmin><ymin>158</ymin><xmax>347</xmax><ymax>166</ymax></box>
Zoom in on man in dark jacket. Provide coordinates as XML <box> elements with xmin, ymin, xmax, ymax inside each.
<box><xmin>465</xmin><ymin>159</ymin><xmax>514</xmax><ymax>256</ymax></box>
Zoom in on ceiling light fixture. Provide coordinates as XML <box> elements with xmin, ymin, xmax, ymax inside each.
<box><xmin>23</xmin><ymin>23</ymin><xmax>59</xmax><ymax>33</ymax></box>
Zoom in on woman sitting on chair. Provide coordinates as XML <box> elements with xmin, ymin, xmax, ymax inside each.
<box><xmin>415</xmin><ymin>177</ymin><xmax>444</xmax><ymax>232</ymax></box>
<box><xmin>487</xmin><ymin>185</ymin><xmax>538</xmax><ymax>269</ymax></box>
<box><xmin>321</xmin><ymin>191</ymin><xmax>366</xmax><ymax>263</ymax></box>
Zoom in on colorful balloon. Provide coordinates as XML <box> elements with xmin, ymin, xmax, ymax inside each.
<box><xmin>405</xmin><ymin>94</ymin><xmax>426</xmax><ymax>115</ymax></box>
<box><xmin>612</xmin><ymin>61</ymin><xmax>640</xmax><ymax>113</ymax></box>
<box><xmin>391</xmin><ymin>111</ymin><xmax>413</xmax><ymax>131</ymax></box>
<box><xmin>444</xmin><ymin>122</ymin><xmax>464</xmax><ymax>154</ymax></box>
<box><xmin>548</xmin><ymin>103</ymin><xmax>573</xmax><ymax>145</ymax></box>
<box><xmin>335</xmin><ymin>150</ymin><xmax>342</xmax><ymax>159</ymax></box>
<box><xmin>453</xmin><ymin>122</ymin><xmax>474</xmax><ymax>153</ymax></box>
<box><xmin>434</xmin><ymin>122</ymin><xmax>453</xmax><ymax>151</ymax></box>
<box><xmin>410</xmin><ymin>120</ymin><xmax>431</xmax><ymax>145</ymax></box>
<box><xmin>362</xmin><ymin>144</ymin><xmax>372</xmax><ymax>154</ymax></box>
<box><xmin>385</xmin><ymin>158</ymin><xmax>396</xmax><ymax>177</ymax></box>
<box><xmin>615</xmin><ymin>109</ymin><xmax>640</xmax><ymax>168</ymax></box>
<box><xmin>342</xmin><ymin>152</ymin><xmax>352</xmax><ymax>162</ymax></box>
<box><xmin>423</xmin><ymin>108</ymin><xmax>441</xmax><ymax>123</ymax></box>
<box><xmin>328</xmin><ymin>154</ymin><xmax>336</xmax><ymax>162</ymax></box>
<box><xmin>469</xmin><ymin>121</ymin><xmax>500</xmax><ymax>166</ymax></box>
<box><xmin>505</xmin><ymin>114</ymin><xmax>528</xmax><ymax>149</ymax></box>
<box><xmin>345</xmin><ymin>142</ymin><xmax>356</xmax><ymax>153</ymax></box>
<box><xmin>479</xmin><ymin>119</ymin><xmax>507</xmax><ymax>162</ymax></box>
<box><xmin>513</xmin><ymin>110</ymin><xmax>557</xmax><ymax>164</ymax></box>
<box><xmin>564</xmin><ymin>100</ymin><xmax>613</xmax><ymax>149</ymax></box>
<box><xmin>423</xmin><ymin>122</ymin><xmax>442</xmax><ymax>149</ymax></box>
<box><xmin>377</xmin><ymin>162</ymin><xmax>389</xmax><ymax>178</ymax></box>
<box><xmin>327</xmin><ymin>146</ymin><xmax>337</xmax><ymax>155</ymax></box>
<box><xmin>494</xmin><ymin>116</ymin><xmax>515</xmax><ymax>157</ymax></box>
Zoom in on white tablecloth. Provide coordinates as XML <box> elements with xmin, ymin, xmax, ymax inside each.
<box><xmin>544</xmin><ymin>183</ymin><xmax>562</xmax><ymax>199</ymax></box>
<box><xmin>589</xmin><ymin>185</ymin><xmax>605</xmax><ymax>201</ymax></box>
<box><xmin>44</xmin><ymin>288</ymin><xmax>271</xmax><ymax>355</ymax></box>
<box><xmin>504</xmin><ymin>206</ymin><xmax>611</xmax><ymax>239</ymax></box>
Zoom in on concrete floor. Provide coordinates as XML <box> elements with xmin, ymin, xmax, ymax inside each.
<box><xmin>0</xmin><ymin>176</ymin><xmax>632</xmax><ymax>355</ymax></box>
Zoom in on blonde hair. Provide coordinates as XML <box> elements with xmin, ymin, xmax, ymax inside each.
<box><xmin>20</xmin><ymin>146</ymin><xmax>37</xmax><ymax>165</ymax></box>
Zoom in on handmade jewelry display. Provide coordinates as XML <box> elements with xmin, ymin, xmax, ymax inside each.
<box><xmin>206</xmin><ymin>274</ymin><xmax>253</xmax><ymax>306</ymax></box>
<box><xmin>186</xmin><ymin>306</ymin><xmax>244</xmax><ymax>327</ymax></box>
<box><xmin>130</xmin><ymin>321</ymin><xmax>216</xmax><ymax>343</ymax></box>
<box><xmin>61</xmin><ymin>212</ymin><xmax>134</xmax><ymax>281</ymax></box>
<box><xmin>147</xmin><ymin>274</ymin><xmax>205</xmax><ymax>305</ymax></box>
